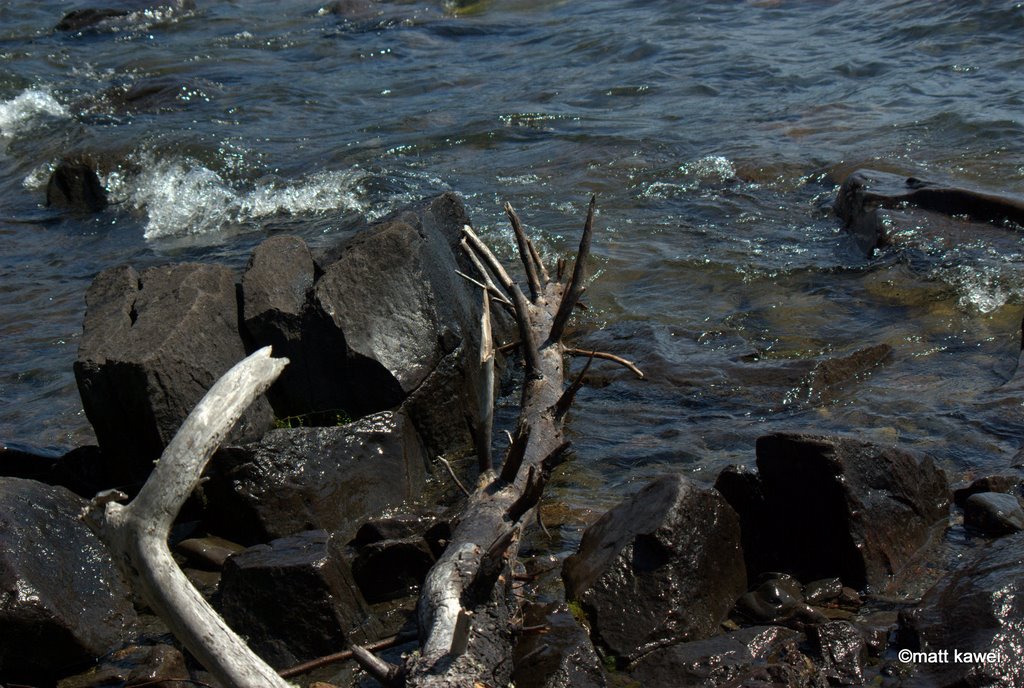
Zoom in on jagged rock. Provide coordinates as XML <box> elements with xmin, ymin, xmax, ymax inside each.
<box><xmin>512</xmin><ymin>602</ymin><xmax>607</xmax><ymax>688</ymax></box>
<box><xmin>626</xmin><ymin>626</ymin><xmax>818</xmax><ymax>688</ymax></box>
<box><xmin>56</xmin><ymin>644</ymin><xmax>188</xmax><ymax>688</ymax></box>
<box><xmin>898</xmin><ymin>531</ymin><xmax>1024</xmax><ymax>687</ymax></box>
<box><xmin>834</xmin><ymin>168</ymin><xmax>1024</xmax><ymax>255</ymax></box>
<box><xmin>46</xmin><ymin>159</ymin><xmax>108</xmax><ymax>213</ymax></box>
<box><xmin>562</xmin><ymin>475</ymin><xmax>746</xmax><ymax>661</ymax></box>
<box><xmin>809</xmin><ymin>621</ymin><xmax>867</xmax><ymax>686</ymax></box>
<box><xmin>218</xmin><ymin>530</ymin><xmax>382</xmax><ymax>669</ymax></box>
<box><xmin>963</xmin><ymin>492</ymin><xmax>1024</xmax><ymax>536</ymax></box>
<box><xmin>351</xmin><ymin>536</ymin><xmax>435</xmax><ymax>603</ymax></box>
<box><xmin>952</xmin><ymin>474</ymin><xmax>1022</xmax><ymax>507</ymax></box>
<box><xmin>74</xmin><ymin>263</ymin><xmax>273</xmax><ymax>485</ymax></box>
<box><xmin>204</xmin><ymin>410</ymin><xmax>427</xmax><ymax>544</ymax></box>
<box><xmin>0</xmin><ymin>478</ymin><xmax>137</xmax><ymax>684</ymax></box>
<box><xmin>716</xmin><ymin>433</ymin><xmax>949</xmax><ymax>592</ymax></box>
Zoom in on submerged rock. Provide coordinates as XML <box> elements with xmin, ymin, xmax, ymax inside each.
<box><xmin>204</xmin><ymin>410</ymin><xmax>427</xmax><ymax>544</ymax></box>
<box><xmin>0</xmin><ymin>478</ymin><xmax>137</xmax><ymax>684</ymax></box>
<box><xmin>717</xmin><ymin>433</ymin><xmax>949</xmax><ymax>592</ymax></box>
<box><xmin>562</xmin><ymin>474</ymin><xmax>746</xmax><ymax>661</ymax></box>
<box><xmin>55</xmin><ymin>0</ymin><xmax>196</xmax><ymax>33</ymax></box>
<box><xmin>218</xmin><ymin>530</ymin><xmax>381</xmax><ymax>669</ymax></box>
<box><xmin>898</xmin><ymin>531</ymin><xmax>1024</xmax><ymax>687</ymax></box>
<box><xmin>963</xmin><ymin>491</ymin><xmax>1024</xmax><ymax>536</ymax></box>
<box><xmin>74</xmin><ymin>263</ymin><xmax>274</xmax><ymax>485</ymax></box>
<box><xmin>46</xmin><ymin>159</ymin><xmax>108</xmax><ymax>213</ymax></box>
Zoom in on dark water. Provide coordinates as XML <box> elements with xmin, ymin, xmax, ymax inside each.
<box><xmin>3</xmin><ymin>0</ymin><xmax>1024</xmax><ymax>531</ymax></box>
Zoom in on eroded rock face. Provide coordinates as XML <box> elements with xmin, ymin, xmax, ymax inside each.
<box><xmin>718</xmin><ymin>433</ymin><xmax>949</xmax><ymax>592</ymax></box>
<box><xmin>218</xmin><ymin>530</ymin><xmax>381</xmax><ymax>669</ymax></box>
<box><xmin>0</xmin><ymin>478</ymin><xmax>136</xmax><ymax>684</ymax></box>
<box><xmin>562</xmin><ymin>475</ymin><xmax>746</xmax><ymax>661</ymax></box>
<box><xmin>204</xmin><ymin>410</ymin><xmax>427</xmax><ymax>544</ymax></box>
<box><xmin>898</xmin><ymin>531</ymin><xmax>1024</xmax><ymax>687</ymax></box>
<box><xmin>75</xmin><ymin>263</ymin><xmax>274</xmax><ymax>484</ymax></box>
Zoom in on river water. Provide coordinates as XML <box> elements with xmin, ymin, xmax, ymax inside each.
<box><xmin>2</xmin><ymin>1</ymin><xmax>1024</xmax><ymax>530</ymax></box>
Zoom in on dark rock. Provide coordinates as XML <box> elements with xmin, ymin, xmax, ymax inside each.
<box><xmin>809</xmin><ymin>621</ymin><xmax>867</xmax><ymax>686</ymax></box>
<box><xmin>56</xmin><ymin>644</ymin><xmax>188</xmax><ymax>688</ymax></box>
<box><xmin>0</xmin><ymin>478</ymin><xmax>137</xmax><ymax>684</ymax></box>
<box><xmin>56</xmin><ymin>8</ymin><xmax>130</xmax><ymax>31</ymax></box>
<box><xmin>856</xmin><ymin>610</ymin><xmax>898</xmax><ymax>657</ymax></box>
<box><xmin>55</xmin><ymin>0</ymin><xmax>196</xmax><ymax>33</ymax></box>
<box><xmin>218</xmin><ymin>530</ymin><xmax>381</xmax><ymax>669</ymax></box>
<box><xmin>98</xmin><ymin>76</ymin><xmax>218</xmax><ymax>115</ymax></box>
<box><xmin>803</xmin><ymin>578</ymin><xmax>843</xmax><ymax>606</ymax></box>
<box><xmin>952</xmin><ymin>474</ymin><xmax>1022</xmax><ymax>507</ymax></box>
<box><xmin>351</xmin><ymin>536</ymin><xmax>435</xmax><ymax>603</ymax></box>
<box><xmin>0</xmin><ymin>445</ymin><xmax>114</xmax><ymax>498</ymax></box>
<box><xmin>204</xmin><ymin>410</ymin><xmax>427</xmax><ymax>544</ymax></box>
<box><xmin>351</xmin><ymin>514</ymin><xmax>436</xmax><ymax>547</ymax></box>
<box><xmin>512</xmin><ymin>602</ymin><xmax>607</xmax><ymax>688</ymax></box>
<box><xmin>963</xmin><ymin>491</ymin><xmax>1024</xmax><ymax>536</ymax></box>
<box><xmin>626</xmin><ymin>625</ymin><xmax>818</xmax><ymax>688</ymax></box>
<box><xmin>175</xmin><ymin>535</ymin><xmax>245</xmax><ymax>570</ymax></box>
<box><xmin>75</xmin><ymin>263</ymin><xmax>274</xmax><ymax>485</ymax></box>
<box><xmin>898</xmin><ymin>531</ymin><xmax>1024</xmax><ymax>687</ymax></box>
<box><xmin>562</xmin><ymin>474</ymin><xmax>746</xmax><ymax>661</ymax></box>
<box><xmin>834</xmin><ymin>168</ymin><xmax>1024</xmax><ymax>255</ymax></box>
<box><xmin>46</xmin><ymin>159</ymin><xmax>108</xmax><ymax>213</ymax></box>
<box><xmin>718</xmin><ymin>433</ymin><xmax>949</xmax><ymax>592</ymax></box>
<box><xmin>736</xmin><ymin>575</ymin><xmax>826</xmax><ymax>627</ymax></box>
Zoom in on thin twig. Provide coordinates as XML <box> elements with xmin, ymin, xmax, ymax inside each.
<box><xmin>553</xmin><ymin>352</ymin><xmax>594</xmax><ymax>419</ymax></box>
<box><xmin>351</xmin><ymin>645</ymin><xmax>402</xmax><ymax>687</ymax></box>
<box><xmin>504</xmin><ymin>201</ymin><xmax>542</xmax><ymax>301</ymax></box>
<box><xmin>566</xmin><ymin>348</ymin><xmax>645</xmax><ymax>379</ymax></box>
<box><xmin>437</xmin><ymin>456</ymin><xmax>471</xmax><ymax>498</ymax></box>
<box><xmin>456</xmin><ymin>270</ymin><xmax>513</xmax><ymax>309</ymax></box>
<box><xmin>279</xmin><ymin>632</ymin><xmax>416</xmax><ymax>679</ymax></box>
<box><xmin>549</xmin><ymin>196</ymin><xmax>596</xmax><ymax>344</ymax></box>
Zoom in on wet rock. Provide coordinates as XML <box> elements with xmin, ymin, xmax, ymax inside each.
<box><xmin>312</xmin><ymin>193</ymin><xmax>485</xmax><ymax>457</ymax></box>
<box><xmin>75</xmin><ymin>263</ymin><xmax>274</xmax><ymax>485</ymax></box>
<box><xmin>626</xmin><ymin>625</ymin><xmax>815</xmax><ymax>688</ymax></box>
<box><xmin>512</xmin><ymin>602</ymin><xmax>607</xmax><ymax>688</ymax></box>
<box><xmin>0</xmin><ymin>478</ymin><xmax>136</xmax><ymax>684</ymax></box>
<box><xmin>898</xmin><ymin>531</ymin><xmax>1024</xmax><ymax>687</ymax></box>
<box><xmin>562</xmin><ymin>474</ymin><xmax>746</xmax><ymax>661</ymax></box>
<box><xmin>952</xmin><ymin>474</ymin><xmax>1022</xmax><ymax>507</ymax></box>
<box><xmin>736</xmin><ymin>574</ymin><xmax>826</xmax><ymax>627</ymax></box>
<box><xmin>46</xmin><ymin>158</ymin><xmax>108</xmax><ymax>213</ymax></box>
<box><xmin>56</xmin><ymin>644</ymin><xmax>188</xmax><ymax>688</ymax></box>
<box><xmin>803</xmin><ymin>578</ymin><xmax>843</xmax><ymax>606</ymax></box>
<box><xmin>857</xmin><ymin>610</ymin><xmax>898</xmax><ymax>657</ymax></box>
<box><xmin>97</xmin><ymin>76</ymin><xmax>218</xmax><ymax>115</ymax></box>
<box><xmin>351</xmin><ymin>536</ymin><xmax>435</xmax><ymax>603</ymax></box>
<box><xmin>0</xmin><ymin>444</ymin><xmax>113</xmax><ymax>498</ymax></box>
<box><xmin>717</xmin><ymin>433</ymin><xmax>949</xmax><ymax>592</ymax></box>
<box><xmin>56</xmin><ymin>8</ymin><xmax>131</xmax><ymax>31</ymax></box>
<box><xmin>218</xmin><ymin>530</ymin><xmax>381</xmax><ymax>669</ymax></box>
<box><xmin>351</xmin><ymin>513</ymin><xmax>438</xmax><ymax>547</ymax></box>
<box><xmin>204</xmin><ymin>410</ymin><xmax>427</xmax><ymax>544</ymax></box>
<box><xmin>809</xmin><ymin>621</ymin><xmax>867</xmax><ymax>686</ymax></box>
<box><xmin>175</xmin><ymin>534</ymin><xmax>245</xmax><ymax>570</ymax></box>
<box><xmin>963</xmin><ymin>491</ymin><xmax>1024</xmax><ymax>536</ymax></box>
<box><xmin>834</xmin><ymin>168</ymin><xmax>1024</xmax><ymax>255</ymax></box>
<box><xmin>55</xmin><ymin>0</ymin><xmax>196</xmax><ymax>33</ymax></box>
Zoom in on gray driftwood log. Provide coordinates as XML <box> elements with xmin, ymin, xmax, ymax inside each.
<box><xmin>82</xmin><ymin>346</ymin><xmax>293</xmax><ymax>688</ymax></box>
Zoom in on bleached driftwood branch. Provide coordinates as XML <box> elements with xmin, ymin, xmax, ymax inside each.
<box><xmin>82</xmin><ymin>346</ymin><xmax>292</xmax><ymax>688</ymax></box>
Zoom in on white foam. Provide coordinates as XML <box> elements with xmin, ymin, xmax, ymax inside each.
<box><xmin>0</xmin><ymin>89</ymin><xmax>70</xmax><ymax>139</ymax></box>
<box><xmin>105</xmin><ymin>156</ymin><xmax>369</xmax><ymax>239</ymax></box>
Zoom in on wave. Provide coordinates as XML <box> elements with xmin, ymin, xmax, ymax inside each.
<box><xmin>0</xmin><ymin>89</ymin><xmax>70</xmax><ymax>140</ymax></box>
<box><xmin>104</xmin><ymin>156</ymin><xmax>370</xmax><ymax>239</ymax></box>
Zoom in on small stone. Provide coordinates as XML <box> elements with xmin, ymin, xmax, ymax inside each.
<box><xmin>176</xmin><ymin>535</ymin><xmax>245</xmax><ymax>570</ymax></box>
<box><xmin>953</xmin><ymin>475</ymin><xmax>1022</xmax><ymax>507</ymax></box>
<box><xmin>964</xmin><ymin>491</ymin><xmax>1024</xmax><ymax>536</ymax></box>
<box><xmin>803</xmin><ymin>577</ymin><xmax>843</xmax><ymax>605</ymax></box>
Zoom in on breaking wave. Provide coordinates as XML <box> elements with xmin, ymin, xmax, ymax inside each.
<box><xmin>0</xmin><ymin>89</ymin><xmax>70</xmax><ymax>140</ymax></box>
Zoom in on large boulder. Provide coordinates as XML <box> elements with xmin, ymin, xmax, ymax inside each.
<box><xmin>898</xmin><ymin>531</ymin><xmax>1024</xmax><ymax>687</ymax></box>
<box><xmin>0</xmin><ymin>478</ymin><xmax>137</xmax><ymax>684</ymax></box>
<box><xmin>562</xmin><ymin>475</ymin><xmax>746</xmax><ymax>661</ymax></box>
<box><xmin>218</xmin><ymin>530</ymin><xmax>381</xmax><ymax>669</ymax></box>
<box><xmin>716</xmin><ymin>433</ymin><xmax>950</xmax><ymax>592</ymax></box>
<box><xmin>75</xmin><ymin>263</ymin><xmax>273</xmax><ymax>484</ymax></box>
<box><xmin>204</xmin><ymin>410</ymin><xmax>427</xmax><ymax>544</ymax></box>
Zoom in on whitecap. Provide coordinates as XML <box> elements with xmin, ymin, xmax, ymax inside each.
<box><xmin>0</xmin><ymin>89</ymin><xmax>70</xmax><ymax>139</ymax></box>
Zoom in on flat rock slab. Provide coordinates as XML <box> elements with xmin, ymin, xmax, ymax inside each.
<box><xmin>562</xmin><ymin>474</ymin><xmax>746</xmax><ymax>661</ymax></box>
<box><xmin>717</xmin><ymin>433</ymin><xmax>949</xmax><ymax>592</ymax></box>
<box><xmin>205</xmin><ymin>410</ymin><xmax>427</xmax><ymax>544</ymax></box>
<box><xmin>899</xmin><ymin>531</ymin><xmax>1024</xmax><ymax>687</ymax></box>
<box><xmin>75</xmin><ymin>262</ymin><xmax>273</xmax><ymax>484</ymax></box>
<box><xmin>218</xmin><ymin>530</ymin><xmax>382</xmax><ymax>669</ymax></box>
<box><xmin>0</xmin><ymin>478</ymin><xmax>136</xmax><ymax>684</ymax></box>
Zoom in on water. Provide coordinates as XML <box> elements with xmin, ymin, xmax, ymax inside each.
<box><xmin>3</xmin><ymin>0</ymin><xmax>1024</xmax><ymax>534</ymax></box>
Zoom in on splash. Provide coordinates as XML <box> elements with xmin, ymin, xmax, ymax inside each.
<box><xmin>0</xmin><ymin>89</ymin><xmax>70</xmax><ymax>139</ymax></box>
<box><xmin>106</xmin><ymin>156</ymin><xmax>369</xmax><ymax>239</ymax></box>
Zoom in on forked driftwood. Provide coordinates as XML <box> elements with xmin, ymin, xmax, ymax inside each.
<box><xmin>82</xmin><ymin>347</ymin><xmax>292</xmax><ymax>688</ymax></box>
<box><xmin>351</xmin><ymin>197</ymin><xmax>639</xmax><ymax>687</ymax></box>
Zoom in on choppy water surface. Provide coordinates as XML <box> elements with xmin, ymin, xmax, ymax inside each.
<box><xmin>3</xmin><ymin>1</ymin><xmax>1024</xmax><ymax>534</ymax></box>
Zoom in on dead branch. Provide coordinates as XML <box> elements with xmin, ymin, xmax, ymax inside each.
<box><xmin>82</xmin><ymin>347</ymin><xmax>291</xmax><ymax>688</ymax></box>
<box><xmin>549</xmin><ymin>195</ymin><xmax>596</xmax><ymax>344</ymax></box>
<box><xmin>566</xmin><ymin>347</ymin><xmax>646</xmax><ymax>379</ymax></box>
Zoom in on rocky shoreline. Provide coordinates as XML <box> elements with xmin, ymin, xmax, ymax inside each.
<box><xmin>3</xmin><ymin>173</ymin><xmax>1024</xmax><ymax>687</ymax></box>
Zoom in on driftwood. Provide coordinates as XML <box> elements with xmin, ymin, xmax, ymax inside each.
<box><xmin>352</xmin><ymin>197</ymin><xmax>641</xmax><ymax>686</ymax></box>
<box><xmin>82</xmin><ymin>347</ymin><xmax>292</xmax><ymax>688</ymax></box>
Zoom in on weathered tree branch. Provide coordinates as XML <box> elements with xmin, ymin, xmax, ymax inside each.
<box><xmin>549</xmin><ymin>195</ymin><xmax>596</xmax><ymax>344</ymax></box>
<box><xmin>82</xmin><ymin>347</ymin><xmax>292</xmax><ymax>688</ymax></box>
<box><xmin>504</xmin><ymin>201</ymin><xmax>543</xmax><ymax>302</ymax></box>
<box><xmin>566</xmin><ymin>347</ymin><xmax>645</xmax><ymax>379</ymax></box>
